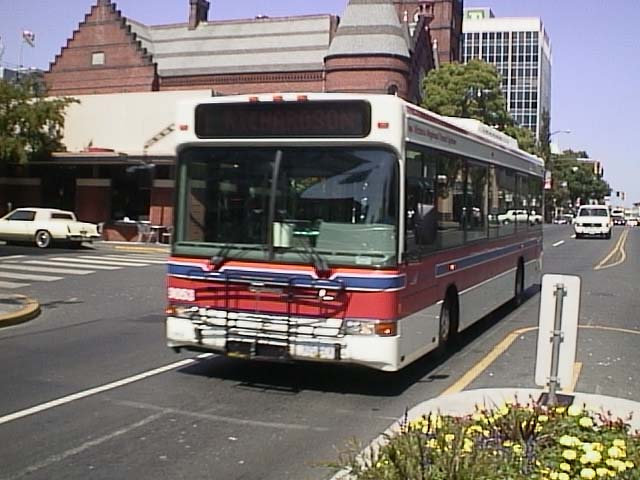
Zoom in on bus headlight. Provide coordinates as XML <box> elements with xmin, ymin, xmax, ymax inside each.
<box><xmin>344</xmin><ymin>319</ymin><xmax>397</xmax><ymax>336</ymax></box>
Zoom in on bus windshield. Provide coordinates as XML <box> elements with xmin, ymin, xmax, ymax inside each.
<box><xmin>175</xmin><ymin>146</ymin><xmax>399</xmax><ymax>267</ymax></box>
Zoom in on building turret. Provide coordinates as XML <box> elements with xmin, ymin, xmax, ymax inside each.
<box><xmin>325</xmin><ymin>0</ymin><xmax>411</xmax><ymax>98</ymax></box>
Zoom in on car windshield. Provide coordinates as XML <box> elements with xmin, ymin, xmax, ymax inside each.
<box><xmin>175</xmin><ymin>146</ymin><xmax>399</xmax><ymax>267</ymax></box>
<box><xmin>578</xmin><ymin>208</ymin><xmax>608</xmax><ymax>217</ymax></box>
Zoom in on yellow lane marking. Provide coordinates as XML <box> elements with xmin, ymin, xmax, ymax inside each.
<box><xmin>441</xmin><ymin>326</ymin><xmax>537</xmax><ymax>396</ymax></box>
<box><xmin>442</xmin><ymin>325</ymin><xmax>640</xmax><ymax>396</ymax></box>
<box><xmin>595</xmin><ymin>228</ymin><xmax>628</xmax><ymax>270</ymax></box>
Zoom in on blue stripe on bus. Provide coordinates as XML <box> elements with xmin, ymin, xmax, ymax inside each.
<box><xmin>434</xmin><ymin>238</ymin><xmax>539</xmax><ymax>277</ymax></box>
<box><xmin>167</xmin><ymin>263</ymin><xmax>406</xmax><ymax>291</ymax></box>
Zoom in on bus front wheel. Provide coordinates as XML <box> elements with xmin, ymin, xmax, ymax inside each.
<box><xmin>437</xmin><ymin>292</ymin><xmax>459</xmax><ymax>355</ymax></box>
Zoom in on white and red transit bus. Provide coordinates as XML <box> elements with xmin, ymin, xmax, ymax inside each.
<box><xmin>165</xmin><ymin>93</ymin><xmax>544</xmax><ymax>371</ymax></box>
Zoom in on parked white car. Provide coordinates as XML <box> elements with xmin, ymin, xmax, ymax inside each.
<box><xmin>497</xmin><ymin>209</ymin><xmax>542</xmax><ymax>225</ymax></box>
<box><xmin>0</xmin><ymin>208</ymin><xmax>101</xmax><ymax>248</ymax></box>
<box><xmin>573</xmin><ymin>205</ymin><xmax>612</xmax><ymax>239</ymax></box>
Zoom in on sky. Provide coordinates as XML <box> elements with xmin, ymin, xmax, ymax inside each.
<box><xmin>1</xmin><ymin>0</ymin><xmax>639</xmax><ymax>206</ymax></box>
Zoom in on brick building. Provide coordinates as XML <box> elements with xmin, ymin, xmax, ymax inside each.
<box><xmin>1</xmin><ymin>0</ymin><xmax>462</xmax><ymax>240</ymax></box>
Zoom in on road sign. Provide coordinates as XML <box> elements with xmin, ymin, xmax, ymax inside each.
<box><xmin>534</xmin><ymin>274</ymin><xmax>581</xmax><ymax>390</ymax></box>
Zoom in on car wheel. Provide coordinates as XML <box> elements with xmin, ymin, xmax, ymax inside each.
<box><xmin>605</xmin><ymin>231</ymin><xmax>611</xmax><ymax>239</ymax></box>
<box><xmin>35</xmin><ymin>230</ymin><xmax>52</xmax><ymax>248</ymax></box>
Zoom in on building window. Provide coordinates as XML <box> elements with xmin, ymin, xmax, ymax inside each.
<box><xmin>91</xmin><ymin>52</ymin><xmax>105</xmax><ymax>66</ymax></box>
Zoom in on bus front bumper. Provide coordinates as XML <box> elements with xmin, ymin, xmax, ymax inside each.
<box><xmin>166</xmin><ymin>316</ymin><xmax>401</xmax><ymax>371</ymax></box>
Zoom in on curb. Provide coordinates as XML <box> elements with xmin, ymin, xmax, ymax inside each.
<box><xmin>0</xmin><ymin>295</ymin><xmax>41</xmax><ymax>328</ymax></box>
<box><xmin>112</xmin><ymin>245</ymin><xmax>169</xmax><ymax>254</ymax></box>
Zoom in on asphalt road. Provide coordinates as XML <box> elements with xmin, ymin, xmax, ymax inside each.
<box><xmin>0</xmin><ymin>228</ymin><xmax>638</xmax><ymax>480</ymax></box>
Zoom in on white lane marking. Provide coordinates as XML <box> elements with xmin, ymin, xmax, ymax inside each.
<box><xmin>24</xmin><ymin>260</ymin><xmax>120</xmax><ymax>271</ymax></box>
<box><xmin>50</xmin><ymin>257</ymin><xmax>147</xmax><ymax>267</ymax></box>
<box><xmin>117</xmin><ymin>400</ymin><xmax>329</xmax><ymax>432</ymax></box>
<box><xmin>0</xmin><ymin>271</ymin><xmax>63</xmax><ymax>282</ymax></box>
<box><xmin>0</xmin><ymin>263</ymin><xmax>94</xmax><ymax>275</ymax></box>
<box><xmin>0</xmin><ymin>357</ymin><xmax>201</xmax><ymax>426</ymax></box>
<box><xmin>103</xmin><ymin>255</ymin><xmax>167</xmax><ymax>264</ymax></box>
<box><xmin>552</xmin><ymin>240</ymin><xmax>565</xmax><ymax>247</ymax></box>
<box><xmin>6</xmin><ymin>413</ymin><xmax>164</xmax><ymax>480</ymax></box>
<box><xmin>0</xmin><ymin>255</ymin><xmax>26</xmax><ymax>261</ymax></box>
<box><xmin>0</xmin><ymin>280</ymin><xmax>29</xmax><ymax>289</ymax></box>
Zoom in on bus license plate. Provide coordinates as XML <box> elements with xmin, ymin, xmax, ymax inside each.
<box><xmin>298</xmin><ymin>345</ymin><xmax>335</xmax><ymax>359</ymax></box>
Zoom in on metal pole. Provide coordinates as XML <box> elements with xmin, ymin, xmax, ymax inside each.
<box><xmin>547</xmin><ymin>283</ymin><xmax>566</xmax><ymax>405</ymax></box>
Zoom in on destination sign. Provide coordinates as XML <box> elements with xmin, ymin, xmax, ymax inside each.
<box><xmin>195</xmin><ymin>101</ymin><xmax>371</xmax><ymax>139</ymax></box>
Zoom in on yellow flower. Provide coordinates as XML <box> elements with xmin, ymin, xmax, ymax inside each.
<box><xmin>579</xmin><ymin>417</ymin><xmax>594</xmax><ymax>428</ymax></box>
<box><xmin>568</xmin><ymin>405</ymin><xmax>583</xmax><ymax>416</ymax></box>
<box><xmin>624</xmin><ymin>460</ymin><xmax>634</xmax><ymax>469</ymax></box>
<box><xmin>427</xmin><ymin>438</ymin><xmax>438</xmax><ymax>449</ymax></box>
<box><xmin>463</xmin><ymin>438</ymin><xmax>473</xmax><ymax>453</ymax></box>
<box><xmin>503</xmin><ymin>440</ymin><xmax>513</xmax><ymax>447</ymax></box>
<box><xmin>591</xmin><ymin>442</ymin><xmax>603</xmax><ymax>452</ymax></box>
<box><xmin>444</xmin><ymin>433</ymin><xmax>455</xmax><ymax>443</ymax></box>
<box><xmin>580</xmin><ymin>450</ymin><xmax>602</xmax><ymax>464</ymax></box>
<box><xmin>558</xmin><ymin>473</ymin><xmax>570</xmax><ymax>480</ymax></box>
<box><xmin>595</xmin><ymin>467</ymin><xmax>610</xmax><ymax>477</ymax></box>
<box><xmin>607</xmin><ymin>446</ymin><xmax>623</xmax><ymax>459</ymax></box>
<box><xmin>538</xmin><ymin>414</ymin><xmax>549</xmax><ymax>422</ymax></box>
<box><xmin>563</xmin><ymin>450</ymin><xmax>577</xmax><ymax>460</ymax></box>
<box><xmin>556</xmin><ymin>406</ymin><xmax>567</xmax><ymax>414</ymax></box>
<box><xmin>497</xmin><ymin>404</ymin><xmax>510</xmax><ymax>416</ymax></box>
<box><xmin>580</xmin><ymin>467</ymin><xmax>596</xmax><ymax>479</ymax></box>
<box><xmin>512</xmin><ymin>444</ymin><xmax>523</xmax><ymax>455</ymax></box>
<box><xmin>560</xmin><ymin>435</ymin><xmax>581</xmax><ymax>447</ymax></box>
<box><xmin>612</xmin><ymin>439</ymin><xmax>626</xmax><ymax>449</ymax></box>
<box><xmin>559</xmin><ymin>462</ymin><xmax>571</xmax><ymax>471</ymax></box>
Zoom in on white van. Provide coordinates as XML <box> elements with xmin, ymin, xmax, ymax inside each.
<box><xmin>573</xmin><ymin>205</ymin><xmax>612</xmax><ymax>239</ymax></box>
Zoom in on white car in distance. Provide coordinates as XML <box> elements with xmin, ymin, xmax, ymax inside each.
<box><xmin>0</xmin><ymin>207</ymin><xmax>101</xmax><ymax>248</ymax></box>
<box><xmin>573</xmin><ymin>205</ymin><xmax>612</xmax><ymax>239</ymax></box>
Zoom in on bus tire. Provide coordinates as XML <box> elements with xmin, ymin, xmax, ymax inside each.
<box><xmin>437</xmin><ymin>291</ymin><xmax>459</xmax><ymax>355</ymax></box>
<box><xmin>514</xmin><ymin>261</ymin><xmax>525</xmax><ymax>306</ymax></box>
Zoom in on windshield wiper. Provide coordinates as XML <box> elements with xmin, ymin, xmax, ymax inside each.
<box><xmin>211</xmin><ymin>244</ymin><xmax>233</xmax><ymax>270</ymax></box>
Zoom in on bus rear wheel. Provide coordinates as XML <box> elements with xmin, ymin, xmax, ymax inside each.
<box><xmin>513</xmin><ymin>262</ymin><xmax>525</xmax><ymax>306</ymax></box>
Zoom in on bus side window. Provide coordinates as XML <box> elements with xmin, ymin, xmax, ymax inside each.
<box><xmin>405</xmin><ymin>149</ymin><xmax>436</xmax><ymax>255</ymax></box>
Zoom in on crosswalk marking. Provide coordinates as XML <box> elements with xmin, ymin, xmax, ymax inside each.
<box><xmin>0</xmin><ymin>271</ymin><xmax>63</xmax><ymax>282</ymax></box>
<box><xmin>0</xmin><ymin>280</ymin><xmax>29</xmax><ymax>289</ymax></box>
<box><xmin>24</xmin><ymin>260</ymin><xmax>121</xmax><ymax>271</ymax></box>
<box><xmin>0</xmin><ymin>263</ymin><xmax>94</xmax><ymax>275</ymax></box>
<box><xmin>100</xmin><ymin>255</ymin><xmax>167</xmax><ymax>264</ymax></box>
<box><xmin>79</xmin><ymin>255</ymin><xmax>163</xmax><ymax>265</ymax></box>
<box><xmin>0</xmin><ymin>255</ymin><xmax>25</xmax><ymax>261</ymax></box>
<box><xmin>50</xmin><ymin>257</ymin><xmax>148</xmax><ymax>267</ymax></box>
<box><xmin>0</xmin><ymin>252</ymin><xmax>167</xmax><ymax>290</ymax></box>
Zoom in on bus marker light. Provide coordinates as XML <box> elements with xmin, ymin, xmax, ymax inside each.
<box><xmin>375</xmin><ymin>321</ymin><xmax>397</xmax><ymax>336</ymax></box>
<box><xmin>297</xmin><ymin>95</ymin><xmax>309</xmax><ymax>102</ymax></box>
<box><xmin>273</xmin><ymin>95</ymin><xmax>284</xmax><ymax>102</ymax></box>
<box><xmin>248</xmin><ymin>96</ymin><xmax>260</xmax><ymax>102</ymax></box>
<box><xmin>377</xmin><ymin>122</ymin><xmax>390</xmax><ymax>129</ymax></box>
<box><xmin>448</xmin><ymin>264</ymin><xmax>456</xmax><ymax>271</ymax></box>
<box><xmin>165</xmin><ymin>305</ymin><xmax>176</xmax><ymax>315</ymax></box>
<box><xmin>178</xmin><ymin>124</ymin><xmax>189</xmax><ymax>131</ymax></box>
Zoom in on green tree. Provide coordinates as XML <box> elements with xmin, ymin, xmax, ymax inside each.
<box><xmin>0</xmin><ymin>78</ymin><xmax>77</xmax><ymax>166</ymax></box>
<box><xmin>549</xmin><ymin>152</ymin><xmax>610</xmax><ymax>210</ymax></box>
<box><xmin>422</xmin><ymin>59</ymin><xmax>535</xmax><ymax>153</ymax></box>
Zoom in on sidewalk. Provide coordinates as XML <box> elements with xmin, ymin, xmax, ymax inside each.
<box><xmin>0</xmin><ymin>293</ymin><xmax>40</xmax><ymax>328</ymax></box>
